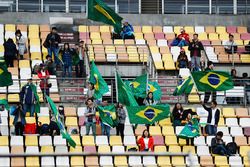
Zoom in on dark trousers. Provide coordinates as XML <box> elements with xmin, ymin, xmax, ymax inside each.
<box><xmin>49</xmin><ymin>121</ymin><xmax>60</xmax><ymax>135</ymax></box>
<box><xmin>206</xmin><ymin>125</ymin><xmax>217</xmax><ymax>135</ymax></box>
<box><xmin>212</xmin><ymin>145</ymin><xmax>228</xmax><ymax>155</ymax></box>
<box><xmin>5</xmin><ymin>57</ymin><xmax>14</xmax><ymax>67</ymax></box>
<box><xmin>15</xmin><ymin>122</ymin><xmax>24</xmax><ymax>135</ymax></box>
<box><xmin>75</xmin><ymin>60</ymin><xmax>85</xmax><ymax>77</ymax></box>
<box><xmin>204</xmin><ymin>91</ymin><xmax>217</xmax><ymax>103</ymax></box>
<box><xmin>116</xmin><ymin>123</ymin><xmax>125</xmax><ymax>141</ymax></box>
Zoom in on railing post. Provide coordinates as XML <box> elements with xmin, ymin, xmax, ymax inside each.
<box><xmin>233</xmin><ymin>0</ymin><xmax>237</xmax><ymax>14</ymax></box>
<box><xmin>185</xmin><ymin>0</ymin><xmax>188</xmax><ymax>14</ymax></box>
<box><xmin>41</xmin><ymin>0</ymin><xmax>43</xmax><ymax>12</ymax></box>
<box><xmin>115</xmin><ymin>0</ymin><xmax>118</xmax><ymax>13</ymax></box>
<box><xmin>161</xmin><ymin>0</ymin><xmax>164</xmax><ymax>14</ymax></box>
<box><xmin>139</xmin><ymin>0</ymin><xmax>141</xmax><ymax>14</ymax></box>
<box><xmin>16</xmin><ymin>0</ymin><xmax>18</xmax><ymax>12</ymax></box>
<box><xmin>209</xmin><ymin>0</ymin><xmax>212</xmax><ymax>14</ymax></box>
<box><xmin>65</xmin><ymin>0</ymin><xmax>69</xmax><ymax>13</ymax></box>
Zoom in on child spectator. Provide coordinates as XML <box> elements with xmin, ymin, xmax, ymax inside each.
<box><xmin>61</xmin><ymin>43</ymin><xmax>73</xmax><ymax>83</ymax></box>
<box><xmin>15</xmin><ymin>29</ymin><xmax>26</xmax><ymax>60</ymax></box>
<box><xmin>177</xmin><ymin>48</ymin><xmax>189</xmax><ymax>69</ymax></box>
<box><xmin>37</xmin><ymin>64</ymin><xmax>50</xmax><ymax>99</ymax></box>
<box><xmin>44</xmin><ymin>55</ymin><xmax>56</xmax><ymax>75</ymax></box>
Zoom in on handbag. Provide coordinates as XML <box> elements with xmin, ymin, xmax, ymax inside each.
<box><xmin>24</xmin><ymin>123</ymin><xmax>37</xmax><ymax>134</ymax></box>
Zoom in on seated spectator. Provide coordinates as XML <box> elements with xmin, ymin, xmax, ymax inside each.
<box><xmin>171</xmin><ymin>28</ymin><xmax>190</xmax><ymax>47</ymax></box>
<box><xmin>37</xmin><ymin>121</ymin><xmax>50</xmax><ymax>135</ymax></box>
<box><xmin>11</xmin><ymin>103</ymin><xmax>26</xmax><ymax>136</ymax></box>
<box><xmin>120</xmin><ymin>22</ymin><xmax>134</xmax><ymax>39</ymax></box>
<box><xmin>231</xmin><ymin>69</ymin><xmax>240</xmax><ymax>86</ymax></box>
<box><xmin>172</xmin><ymin>103</ymin><xmax>184</xmax><ymax>126</ymax></box>
<box><xmin>137</xmin><ymin>129</ymin><xmax>154</xmax><ymax>152</ymax></box>
<box><xmin>177</xmin><ymin>48</ymin><xmax>189</xmax><ymax>69</ymax></box>
<box><xmin>211</xmin><ymin>131</ymin><xmax>229</xmax><ymax>155</ymax></box>
<box><xmin>224</xmin><ymin>34</ymin><xmax>237</xmax><ymax>54</ymax></box>
<box><xmin>143</xmin><ymin>92</ymin><xmax>158</xmax><ymax>106</ymax></box>
<box><xmin>3</xmin><ymin>38</ymin><xmax>17</xmax><ymax>67</ymax></box>
<box><xmin>49</xmin><ymin>114</ymin><xmax>60</xmax><ymax>136</ymax></box>
<box><xmin>44</xmin><ymin>55</ymin><xmax>56</xmax><ymax>75</ymax></box>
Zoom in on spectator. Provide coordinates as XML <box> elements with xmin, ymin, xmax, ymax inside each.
<box><xmin>204</xmin><ymin>61</ymin><xmax>216</xmax><ymax>103</ymax></box>
<box><xmin>100</xmin><ymin>100</ymin><xmax>111</xmax><ymax>139</ymax></box>
<box><xmin>11</xmin><ymin>103</ymin><xmax>26</xmax><ymax>135</ymax></box>
<box><xmin>143</xmin><ymin>92</ymin><xmax>158</xmax><ymax>106</ymax></box>
<box><xmin>58</xmin><ymin>105</ymin><xmax>65</xmax><ymax>123</ymax></box>
<box><xmin>84</xmin><ymin>98</ymin><xmax>96</xmax><ymax>137</ymax></box>
<box><xmin>75</xmin><ymin>41</ymin><xmax>86</xmax><ymax>78</ymax></box>
<box><xmin>137</xmin><ymin>129</ymin><xmax>154</xmax><ymax>152</ymax></box>
<box><xmin>172</xmin><ymin>103</ymin><xmax>184</xmax><ymax>126</ymax></box>
<box><xmin>87</xmin><ymin>83</ymin><xmax>95</xmax><ymax>99</ymax></box>
<box><xmin>224</xmin><ymin>34</ymin><xmax>237</xmax><ymax>54</ymax></box>
<box><xmin>37</xmin><ymin>64</ymin><xmax>50</xmax><ymax>99</ymax></box>
<box><xmin>211</xmin><ymin>131</ymin><xmax>229</xmax><ymax>155</ymax></box>
<box><xmin>61</xmin><ymin>43</ymin><xmax>74</xmax><ymax>83</ymax></box>
<box><xmin>37</xmin><ymin>121</ymin><xmax>50</xmax><ymax>135</ymax></box>
<box><xmin>120</xmin><ymin>22</ymin><xmax>134</xmax><ymax>39</ymax></box>
<box><xmin>20</xmin><ymin>78</ymin><xmax>38</xmax><ymax>117</ymax></box>
<box><xmin>200</xmin><ymin>56</ymin><xmax>206</xmax><ymax>71</ymax></box>
<box><xmin>15</xmin><ymin>29</ymin><xmax>26</xmax><ymax>60</ymax></box>
<box><xmin>3</xmin><ymin>38</ymin><xmax>17</xmax><ymax>67</ymax></box>
<box><xmin>176</xmin><ymin>48</ymin><xmax>189</xmax><ymax>69</ymax></box>
<box><xmin>43</xmin><ymin>27</ymin><xmax>61</xmax><ymax>66</ymax></box>
<box><xmin>188</xmin><ymin>33</ymin><xmax>204</xmax><ymax>71</ymax></box>
<box><xmin>116</xmin><ymin>103</ymin><xmax>126</xmax><ymax>141</ymax></box>
<box><xmin>231</xmin><ymin>69</ymin><xmax>240</xmax><ymax>86</ymax></box>
<box><xmin>49</xmin><ymin>114</ymin><xmax>60</xmax><ymax>136</ymax></box>
<box><xmin>242</xmin><ymin>73</ymin><xmax>250</xmax><ymax>104</ymax></box>
<box><xmin>202</xmin><ymin>100</ymin><xmax>220</xmax><ymax>135</ymax></box>
<box><xmin>171</xmin><ymin>28</ymin><xmax>190</xmax><ymax>47</ymax></box>
<box><xmin>32</xmin><ymin>63</ymin><xmax>40</xmax><ymax>74</ymax></box>
<box><xmin>44</xmin><ymin>55</ymin><xmax>56</xmax><ymax>75</ymax></box>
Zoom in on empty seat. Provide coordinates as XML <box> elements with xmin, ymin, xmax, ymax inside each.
<box><xmin>39</xmin><ymin>136</ymin><xmax>52</xmax><ymax>146</ymax></box>
<box><xmin>11</xmin><ymin>136</ymin><xmax>23</xmax><ymax>146</ymax></box>
<box><xmin>194</xmin><ymin>136</ymin><xmax>206</xmax><ymax>146</ymax></box>
<box><xmin>129</xmin><ymin>156</ymin><xmax>142</xmax><ymax>166</ymax></box>
<box><xmin>197</xmin><ymin>146</ymin><xmax>210</xmax><ymax>156</ymax></box>
<box><xmin>56</xmin><ymin>156</ymin><xmax>70</xmax><ymax>167</ymax></box>
<box><xmin>185</xmin><ymin>155</ymin><xmax>199</xmax><ymax>166</ymax></box>
<box><xmin>214</xmin><ymin>156</ymin><xmax>228</xmax><ymax>166</ymax></box>
<box><xmin>25</xmin><ymin>136</ymin><xmax>38</xmax><ymax>146</ymax></box>
<box><xmin>124</xmin><ymin>136</ymin><xmax>136</xmax><ymax>146</ymax></box>
<box><xmin>239</xmin><ymin>118</ymin><xmax>250</xmax><ymax>127</ymax></box>
<box><xmin>231</xmin><ymin>127</ymin><xmax>244</xmax><ymax>136</ymax></box>
<box><xmin>229</xmin><ymin>156</ymin><xmax>243</xmax><ymax>166</ymax></box>
<box><xmin>82</xmin><ymin>136</ymin><xmax>95</xmax><ymax>146</ymax></box>
<box><xmin>226</xmin><ymin>118</ymin><xmax>239</xmax><ymax>127</ymax></box>
<box><xmin>96</xmin><ymin>136</ymin><xmax>109</xmax><ymax>145</ymax></box>
<box><xmin>223</xmin><ymin>108</ymin><xmax>236</xmax><ymax>117</ymax></box>
<box><xmin>149</xmin><ymin>126</ymin><xmax>161</xmax><ymax>136</ymax></box>
<box><xmin>200</xmin><ymin>155</ymin><xmax>214</xmax><ymax>166</ymax></box>
<box><xmin>100</xmin><ymin>156</ymin><xmax>113</xmax><ymax>166</ymax></box>
<box><xmin>109</xmin><ymin>136</ymin><xmax>122</xmax><ymax>146</ymax></box>
<box><xmin>53</xmin><ymin>136</ymin><xmax>66</xmax><ymax>146</ymax></box>
<box><xmin>143</xmin><ymin>156</ymin><xmax>156</xmax><ymax>166</ymax></box>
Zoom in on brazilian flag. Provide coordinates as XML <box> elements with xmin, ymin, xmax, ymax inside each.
<box><xmin>125</xmin><ymin>74</ymin><xmax>148</xmax><ymax>98</ymax></box>
<box><xmin>97</xmin><ymin>104</ymin><xmax>117</xmax><ymax>128</ymax></box>
<box><xmin>0</xmin><ymin>62</ymin><xmax>13</xmax><ymax>87</ymax></box>
<box><xmin>0</xmin><ymin>99</ymin><xmax>9</xmax><ymax>110</ymax></box>
<box><xmin>89</xmin><ymin>61</ymin><xmax>109</xmax><ymax>99</ymax></box>
<box><xmin>46</xmin><ymin>96</ymin><xmax>76</xmax><ymax>148</ymax></box>
<box><xmin>178</xmin><ymin>118</ymin><xmax>200</xmax><ymax>139</ymax></box>
<box><xmin>126</xmin><ymin>104</ymin><xmax>170</xmax><ymax>124</ymax></box>
<box><xmin>147</xmin><ymin>81</ymin><xmax>162</xmax><ymax>101</ymax></box>
<box><xmin>173</xmin><ymin>76</ymin><xmax>194</xmax><ymax>96</ymax></box>
<box><xmin>88</xmin><ymin>0</ymin><xmax>123</xmax><ymax>33</ymax></box>
<box><xmin>192</xmin><ymin>71</ymin><xmax>233</xmax><ymax>91</ymax></box>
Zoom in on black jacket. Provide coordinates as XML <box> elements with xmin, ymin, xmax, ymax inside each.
<box><xmin>211</xmin><ymin>137</ymin><xmax>225</xmax><ymax>153</ymax></box>
<box><xmin>188</xmin><ymin>40</ymin><xmax>204</xmax><ymax>57</ymax></box>
<box><xmin>44</xmin><ymin>32</ymin><xmax>61</xmax><ymax>48</ymax></box>
<box><xmin>3</xmin><ymin>40</ymin><xmax>17</xmax><ymax>58</ymax></box>
<box><xmin>202</xmin><ymin>104</ymin><xmax>220</xmax><ymax>125</ymax></box>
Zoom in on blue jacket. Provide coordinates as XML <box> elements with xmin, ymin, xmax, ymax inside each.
<box><xmin>121</xmin><ymin>24</ymin><xmax>134</xmax><ymax>38</ymax></box>
<box><xmin>62</xmin><ymin>49</ymin><xmax>73</xmax><ymax>67</ymax></box>
<box><xmin>12</xmin><ymin>106</ymin><xmax>26</xmax><ymax>125</ymax></box>
<box><xmin>20</xmin><ymin>83</ymin><xmax>37</xmax><ymax>105</ymax></box>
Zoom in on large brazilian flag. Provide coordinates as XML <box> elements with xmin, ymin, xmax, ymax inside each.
<box><xmin>97</xmin><ymin>104</ymin><xmax>117</xmax><ymax>128</ymax></box>
<box><xmin>126</xmin><ymin>104</ymin><xmax>170</xmax><ymax>124</ymax></box>
<box><xmin>178</xmin><ymin>118</ymin><xmax>200</xmax><ymax>139</ymax></box>
<box><xmin>173</xmin><ymin>76</ymin><xmax>194</xmax><ymax>96</ymax></box>
<box><xmin>125</xmin><ymin>74</ymin><xmax>148</xmax><ymax>98</ymax></box>
<box><xmin>191</xmin><ymin>71</ymin><xmax>234</xmax><ymax>91</ymax></box>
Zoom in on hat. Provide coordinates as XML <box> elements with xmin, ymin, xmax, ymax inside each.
<box><xmin>207</xmin><ymin>61</ymin><xmax>213</xmax><ymax>66</ymax></box>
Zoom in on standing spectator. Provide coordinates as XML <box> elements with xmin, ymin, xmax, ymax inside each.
<box><xmin>242</xmin><ymin>73</ymin><xmax>250</xmax><ymax>104</ymax></box>
<box><xmin>171</xmin><ymin>28</ymin><xmax>190</xmax><ymax>47</ymax></box>
<box><xmin>11</xmin><ymin>103</ymin><xmax>26</xmax><ymax>135</ymax></box>
<box><xmin>121</xmin><ymin>22</ymin><xmax>134</xmax><ymax>39</ymax></box>
<box><xmin>224</xmin><ymin>34</ymin><xmax>237</xmax><ymax>54</ymax></box>
<box><xmin>43</xmin><ymin>27</ymin><xmax>61</xmax><ymax>66</ymax></box>
<box><xmin>143</xmin><ymin>92</ymin><xmax>158</xmax><ymax>106</ymax></box>
<box><xmin>100</xmin><ymin>100</ymin><xmax>111</xmax><ymax>139</ymax></box>
<box><xmin>176</xmin><ymin>48</ymin><xmax>189</xmax><ymax>69</ymax></box>
<box><xmin>84</xmin><ymin>98</ymin><xmax>96</xmax><ymax>137</ymax></box>
<box><xmin>137</xmin><ymin>129</ymin><xmax>154</xmax><ymax>152</ymax></box>
<box><xmin>202</xmin><ymin>100</ymin><xmax>220</xmax><ymax>135</ymax></box>
<box><xmin>61</xmin><ymin>43</ymin><xmax>73</xmax><ymax>83</ymax></box>
<box><xmin>75</xmin><ymin>41</ymin><xmax>86</xmax><ymax>78</ymax></box>
<box><xmin>15</xmin><ymin>29</ymin><xmax>26</xmax><ymax>60</ymax></box>
<box><xmin>211</xmin><ymin>131</ymin><xmax>229</xmax><ymax>155</ymax></box>
<box><xmin>200</xmin><ymin>56</ymin><xmax>206</xmax><ymax>71</ymax></box>
<box><xmin>172</xmin><ymin>103</ymin><xmax>184</xmax><ymax>126</ymax></box>
<box><xmin>37</xmin><ymin>64</ymin><xmax>50</xmax><ymax>99</ymax></box>
<box><xmin>231</xmin><ymin>69</ymin><xmax>240</xmax><ymax>86</ymax></box>
<box><xmin>3</xmin><ymin>38</ymin><xmax>17</xmax><ymax>67</ymax></box>
<box><xmin>188</xmin><ymin>34</ymin><xmax>204</xmax><ymax>71</ymax></box>
<box><xmin>116</xmin><ymin>103</ymin><xmax>126</xmax><ymax>141</ymax></box>
<box><xmin>86</xmin><ymin>83</ymin><xmax>95</xmax><ymax>99</ymax></box>
<box><xmin>44</xmin><ymin>55</ymin><xmax>56</xmax><ymax>75</ymax></box>
<box><xmin>20</xmin><ymin>78</ymin><xmax>38</xmax><ymax>116</ymax></box>
<box><xmin>204</xmin><ymin>61</ymin><xmax>217</xmax><ymax>103</ymax></box>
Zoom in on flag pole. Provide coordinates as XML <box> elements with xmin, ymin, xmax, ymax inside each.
<box><xmin>86</xmin><ymin>0</ymin><xmax>88</xmax><ymax>18</ymax></box>
<box><xmin>115</xmin><ymin>69</ymin><xmax>118</xmax><ymax>103</ymax></box>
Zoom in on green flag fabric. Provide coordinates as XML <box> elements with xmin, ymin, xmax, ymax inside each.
<box><xmin>88</xmin><ymin>0</ymin><xmax>123</xmax><ymax>33</ymax></box>
<box><xmin>0</xmin><ymin>62</ymin><xmax>13</xmax><ymax>87</ymax></box>
<box><xmin>173</xmin><ymin>76</ymin><xmax>194</xmax><ymax>96</ymax></box>
<box><xmin>89</xmin><ymin>61</ymin><xmax>109</xmax><ymax>99</ymax></box>
<box><xmin>178</xmin><ymin>118</ymin><xmax>200</xmax><ymax>139</ymax></box>
<box><xmin>46</xmin><ymin>96</ymin><xmax>76</xmax><ymax>148</ymax></box>
<box><xmin>97</xmin><ymin>104</ymin><xmax>117</xmax><ymax>128</ymax></box>
<box><xmin>191</xmin><ymin>71</ymin><xmax>234</xmax><ymax>91</ymax></box>
<box><xmin>116</xmin><ymin>72</ymin><xmax>138</xmax><ymax>106</ymax></box>
<box><xmin>147</xmin><ymin>81</ymin><xmax>162</xmax><ymax>101</ymax></box>
<box><xmin>127</xmin><ymin>104</ymin><xmax>170</xmax><ymax>124</ymax></box>
<box><xmin>30</xmin><ymin>84</ymin><xmax>40</xmax><ymax>113</ymax></box>
<box><xmin>125</xmin><ymin>74</ymin><xmax>148</xmax><ymax>98</ymax></box>
<box><xmin>0</xmin><ymin>99</ymin><xmax>9</xmax><ymax>110</ymax></box>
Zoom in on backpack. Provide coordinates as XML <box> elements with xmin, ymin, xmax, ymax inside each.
<box><xmin>226</xmin><ymin>142</ymin><xmax>237</xmax><ymax>155</ymax></box>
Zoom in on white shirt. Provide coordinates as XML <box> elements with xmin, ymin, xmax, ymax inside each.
<box><xmin>143</xmin><ymin>138</ymin><xmax>149</xmax><ymax>149</ymax></box>
<box><xmin>79</xmin><ymin>48</ymin><xmax>83</xmax><ymax>60</ymax></box>
<box><xmin>224</xmin><ymin>40</ymin><xmax>237</xmax><ymax>49</ymax></box>
<box><xmin>210</xmin><ymin>108</ymin><xmax>217</xmax><ymax>125</ymax></box>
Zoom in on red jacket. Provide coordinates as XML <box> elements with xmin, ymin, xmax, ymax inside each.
<box><xmin>137</xmin><ymin>137</ymin><xmax>154</xmax><ymax>151</ymax></box>
<box><xmin>37</xmin><ymin>70</ymin><xmax>50</xmax><ymax>89</ymax></box>
<box><xmin>178</xmin><ymin>32</ymin><xmax>190</xmax><ymax>43</ymax></box>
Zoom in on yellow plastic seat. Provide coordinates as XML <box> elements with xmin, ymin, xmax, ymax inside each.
<box><xmin>218</xmin><ymin>117</ymin><xmax>225</xmax><ymax>126</ymax></box>
<box><xmin>154</xmin><ymin>146</ymin><xmax>167</xmax><ymax>152</ymax></box>
<box><xmin>25</xmin><ymin>136</ymin><xmax>38</xmax><ymax>146</ymax></box>
<box><xmin>198</xmin><ymin>32</ymin><xmax>208</xmax><ymax>40</ymax></box>
<box><xmin>78</xmin><ymin>25</ymin><xmax>88</xmax><ymax>32</ymax></box>
<box><xmin>134</xmin><ymin>33</ymin><xmax>144</xmax><ymax>39</ymax></box>
<box><xmin>188</xmin><ymin>94</ymin><xmax>200</xmax><ymax>103</ymax></box>
<box><xmin>114</xmin><ymin>156</ymin><xmax>128</xmax><ymax>166</ymax></box>
<box><xmin>150</xmin><ymin>46</ymin><xmax>159</xmax><ymax>54</ymax></box>
<box><xmin>98</xmin><ymin>145</ymin><xmax>111</xmax><ymax>153</ymax></box>
<box><xmin>142</xmin><ymin>26</ymin><xmax>152</xmax><ymax>33</ymax></box>
<box><xmin>70</xmin><ymin>146</ymin><xmax>82</xmax><ymax>153</ymax></box>
<box><xmin>64</xmin><ymin>107</ymin><xmax>77</xmax><ymax>117</ymax></box>
<box><xmin>235</xmin><ymin>40</ymin><xmax>243</xmax><ymax>45</ymax></box>
<box><xmin>184</xmin><ymin>26</ymin><xmax>194</xmax><ymax>33</ymax></box>
<box><xmin>65</xmin><ymin>117</ymin><xmax>78</xmax><ymax>126</ymax></box>
<box><xmin>216</xmin><ymin>26</ymin><xmax>226</xmax><ymax>34</ymax></box>
<box><xmin>90</xmin><ymin>32</ymin><xmax>101</xmax><ymax>39</ymax></box>
<box><xmin>114</xmin><ymin>39</ymin><xmax>124</xmax><ymax>45</ymax></box>
<box><xmin>19</xmin><ymin>60</ymin><xmax>30</xmax><ymax>68</ymax></box>
<box><xmin>174</xmin><ymin>26</ymin><xmax>183</xmax><ymax>34</ymax></box>
<box><xmin>29</xmin><ymin>24</ymin><xmax>39</xmax><ymax>32</ymax></box>
<box><xmin>71</xmin><ymin>156</ymin><xmax>84</xmax><ymax>166</ymax></box>
<box><xmin>178</xmin><ymin>138</ymin><xmax>187</xmax><ymax>146</ymax></box>
<box><xmin>70</xmin><ymin>136</ymin><xmax>81</xmax><ymax>146</ymax></box>
<box><xmin>91</xmin><ymin>39</ymin><xmax>102</xmax><ymax>44</ymax></box>
<box><xmin>38</xmin><ymin>117</ymin><xmax>50</xmax><ymax>125</ymax></box>
<box><xmin>149</xmin><ymin>126</ymin><xmax>162</xmax><ymax>136</ymax></box>
<box><xmin>8</xmin><ymin>94</ymin><xmax>19</xmax><ymax>103</ymax></box>
<box><xmin>26</xmin><ymin>157</ymin><xmax>39</xmax><ymax>167</ymax></box>
<box><xmin>157</xmin><ymin>156</ymin><xmax>171</xmax><ymax>166</ymax></box>
<box><xmin>0</xmin><ymin>136</ymin><xmax>9</xmax><ymax>146</ymax></box>
<box><xmin>165</xmin><ymin>135</ymin><xmax>178</xmax><ymax>145</ymax></box>
<box><xmin>5</xmin><ymin>24</ymin><xmax>15</xmax><ymax>31</ymax></box>
<box><xmin>240</xmin><ymin>146</ymin><xmax>250</xmax><ymax>156</ymax></box>
<box><xmin>162</xmin><ymin>126</ymin><xmax>175</xmax><ymax>136</ymax></box>
<box><xmin>154</xmin><ymin>61</ymin><xmax>164</xmax><ymax>70</ymax></box>
<box><xmin>159</xmin><ymin>118</ymin><xmax>172</xmax><ymax>126</ymax></box>
<box><xmin>82</xmin><ymin>136</ymin><xmax>95</xmax><ymax>146</ymax></box>
<box><xmin>164</xmin><ymin>60</ymin><xmax>176</xmax><ymax>70</ymax></box>
<box><xmin>41</xmin><ymin>146</ymin><xmax>54</xmax><ymax>153</ymax></box>
<box><xmin>209</xmin><ymin>33</ymin><xmax>219</xmax><ymax>40</ymax></box>
<box><xmin>222</xmin><ymin>108</ymin><xmax>236</xmax><ymax>118</ymax></box>
<box><xmin>168</xmin><ymin>145</ymin><xmax>181</xmax><ymax>153</ymax></box>
<box><xmin>110</xmin><ymin>136</ymin><xmax>122</xmax><ymax>146</ymax></box>
<box><xmin>182</xmin><ymin>146</ymin><xmax>196</xmax><ymax>154</ymax></box>
<box><xmin>171</xmin><ymin>156</ymin><xmax>185</xmax><ymax>166</ymax></box>
<box><xmin>0</xmin><ymin>46</ymin><xmax>4</xmax><ymax>52</ymax></box>
<box><xmin>28</xmin><ymin>32</ymin><xmax>39</xmax><ymax>39</ymax></box>
<box><xmin>219</xmin><ymin>33</ymin><xmax>229</xmax><ymax>40</ymax></box>
<box><xmin>100</xmin><ymin>25</ymin><xmax>110</xmax><ymax>32</ymax></box>
<box><xmin>29</xmin><ymin>38</ymin><xmax>40</xmax><ymax>46</ymax></box>
<box><xmin>214</xmin><ymin>156</ymin><xmax>228</xmax><ymax>166</ymax></box>
<box><xmin>243</xmin><ymin>156</ymin><xmax>250</xmax><ymax>166</ymax></box>
<box><xmin>31</xmin><ymin>53</ymin><xmax>41</xmax><ymax>60</ymax></box>
<box><xmin>26</xmin><ymin>117</ymin><xmax>36</xmax><ymax>124</ymax></box>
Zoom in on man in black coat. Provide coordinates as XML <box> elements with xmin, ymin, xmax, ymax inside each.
<box><xmin>211</xmin><ymin>131</ymin><xmax>228</xmax><ymax>155</ymax></box>
<box><xmin>3</xmin><ymin>38</ymin><xmax>17</xmax><ymax>67</ymax></box>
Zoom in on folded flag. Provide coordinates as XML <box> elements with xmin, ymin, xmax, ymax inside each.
<box><xmin>0</xmin><ymin>99</ymin><xmax>9</xmax><ymax>110</ymax></box>
<box><xmin>46</xmin><ymin>96</ymin><xmax>76</xmax><ymax>148</ymax></box>
<box><xmin>116</xmin><ymin>72</ymin><xmax>138</xmax><ymax>106</ymax></box>
<box><xmin>0</xmin><ymin>62</ymin><xmax>13</xmax><ymax>87</ymax></box>
<box><xmin>192</xmin><ymin>71</ymin><xmax>234</xmax><ymax>91</ymax></box>
<box><xmin>173</xmin><ymin>76</ymin><xmax>194</xmax><ymax>96</ymax></box>
<box><xmin>89</xmin><ymin>61</ymin><xmax>109</xmax><ymax>99</ymax></box>
<box><xmin>178</xmin><ymin>118</ymin><xmax>200</xmax><ymax>139</ymax></box>
<box><xmin>125</xmin><ymin>74</ymin><xmax>148</xmax><ymax>98</ymax></box>
<box><xmin>147</xmin><ymin>81</ymin><xmax>162</xmax><ymax>101</ymax></box>
<box><xmin>88</xmin><ymin>0</ymin><xmax>123</xmax><ymax>33</ymax></box>
<box><xmin>97</xmin><ymin>104</ymin><xmax>117</xmax><ymax>128</ymax></box>
<box><xmin>126</xmin><ymin>104</ymin><xmax>170</xmax><ymax>124</ymax></box>
<box><xmin>30</xmin><ymin>84</ymin><xmax>40</xmax><ymax>113</ymax></box>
